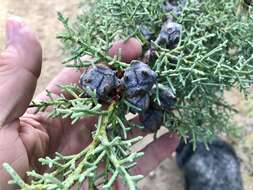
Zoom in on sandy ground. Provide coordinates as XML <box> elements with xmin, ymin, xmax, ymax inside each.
<box><xmin>0</xmin><ymin>1</ymin><xmax>253</xmax><ymax>190</ymax></box>
<box><xmin>0</xmin><ymin>0</ymin><xmax>80</xmax><ymax>94</ymax></box>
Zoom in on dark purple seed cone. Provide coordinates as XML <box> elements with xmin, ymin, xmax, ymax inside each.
<box><xmin>152</xmin><ymin>86</ymin><xmax>176</xmax><ymax>111</ymax></box>
<box><xmin>163</xmin><ymin>0</ymin><xmax>187</xmax><ymax>15</ymax></box>
<box><xmin>80</xmin><ymin>65</ymin><xmax>118</xmax><ymax>99</ymax></box>
<box><xmin>139</xmin><ymin>25</ymin><xmax>153</xmax><ymax>41</ymax></box>
<box><xmin>123</xmin><ymin>60</ymin><xmax>157</xmax><ymax>98</ymax></box>
<box><xmin>163</xmin><ymin>1</ymin><xmax>181</xmax><ymax>16</ymax></box>
<box><xmin>127</xmin><ymin>94</ymin><xmax>150</xmax><ymax>113</ymax></box>
<box><xmin>155</xmin><ymin>20</ymin><xmax>182</xmax><ymax>49</ymax></box>
<box><xmin>244</xmin><ymin>0</ymin><xmax>252</xmax><ymax>6</ymax></box>
<box><xmin>139</xmin><ymin>108</ymin><xmax>163</xmax><ymax>133</ymax></box>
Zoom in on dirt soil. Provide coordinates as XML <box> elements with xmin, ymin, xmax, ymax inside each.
<box><xmin>0</xmin><ymin>0</ymin><xmax>80</xmax><ymax>94</ymax></box>
<box><xmin>0</xmin><ymin>1</ymin><xmax>253</xmax><ymax>190</ymax></box>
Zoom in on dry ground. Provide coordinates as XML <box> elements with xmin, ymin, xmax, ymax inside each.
<box><xmin>0</xmin><ymin>0</ymin><xmax>79</xmax><ymax>94</ymax></box>
<box><xmin>0</xmin><ymin>1</ymin><xmax>253</xmax><ymax>190</ymax></box>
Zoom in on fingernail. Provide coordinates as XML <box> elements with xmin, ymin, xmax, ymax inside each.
<box><xmin>6</xmin><ymin>16</ymin><xmax>25</xmax><ymax>42</ymax></box>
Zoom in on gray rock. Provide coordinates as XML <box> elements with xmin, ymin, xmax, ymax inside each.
<box><xmin>176</xmin><ymin>137</ymin><xmax>243</xmax><ymax>190</ymax></box>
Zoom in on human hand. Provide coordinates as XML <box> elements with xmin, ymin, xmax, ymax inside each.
<box><xmin>0</xmin><ymin>17</ymin><xmax>179</xmax><ymax>190</ymax></box>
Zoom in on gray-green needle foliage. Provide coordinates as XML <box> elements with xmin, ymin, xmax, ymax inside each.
<box><xmin>3</xmin><ymin>0</ymin><xmax>253</xmax><ymax>189</ymax></box>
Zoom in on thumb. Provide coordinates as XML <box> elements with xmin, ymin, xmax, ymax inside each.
<box><xmin>0</xmin><ymin>16</ymin><xmax>42</xmax><ymax>126</ymax></box>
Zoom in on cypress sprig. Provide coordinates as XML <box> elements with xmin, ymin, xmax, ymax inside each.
<box><xmin>3</xmin><ymin>0</ymin><xmax>253</xmax><ymax>189</ymax></box>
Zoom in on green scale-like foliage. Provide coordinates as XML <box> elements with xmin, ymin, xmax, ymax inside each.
<box><xmin>3</xmin><ymin>0</ymin><xmax>253</xmax><ymax>189</ymax></box>
<box><xmin>59</xmin><ymin>0</ymin><xmax>253</xmax><ymax>140</ymax></box>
